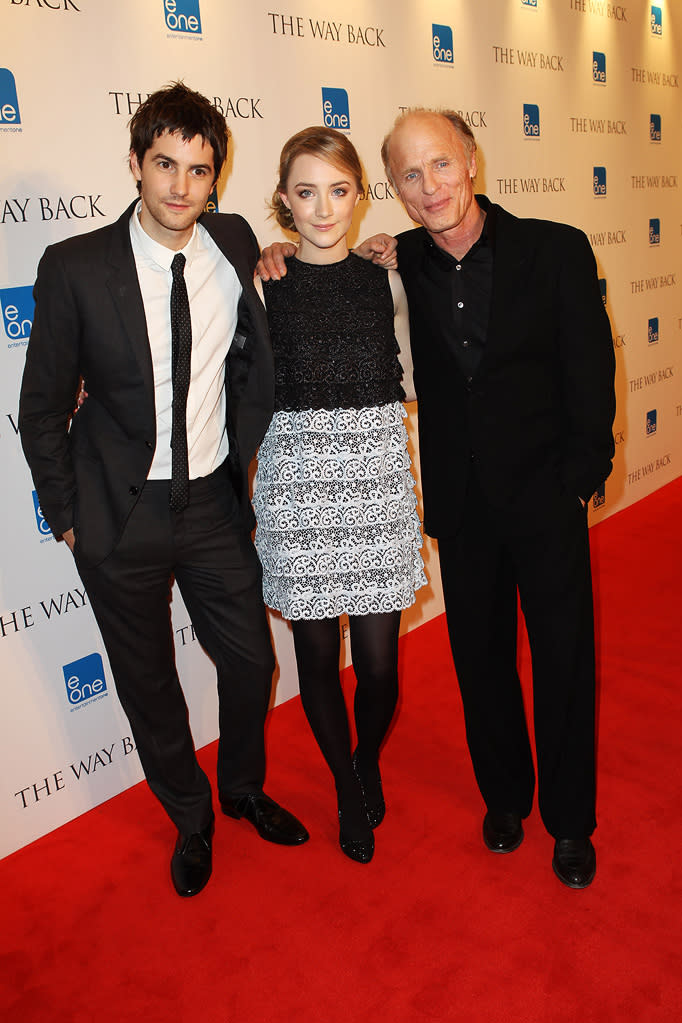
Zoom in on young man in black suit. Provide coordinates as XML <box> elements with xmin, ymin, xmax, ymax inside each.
<box><xmin>260</xmin><ymin>109</ymin><xmax>615</xmax><ymax>888</ymax></box>
<box><xmin>19</xmin><ymin>82</ymin><xmax>308</xmax><ymax>898</ymax></box>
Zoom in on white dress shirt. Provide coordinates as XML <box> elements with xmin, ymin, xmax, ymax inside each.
<box><xmin>129</xmin><ymin>204</ymin><xmax>242</xmax><ymax>480</ymax></box>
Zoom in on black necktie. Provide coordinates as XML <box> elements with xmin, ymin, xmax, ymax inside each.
<box><xmin>169</xmin><ymin>252</ymin><xmax>192</xmax><ymax>512</ymax></box>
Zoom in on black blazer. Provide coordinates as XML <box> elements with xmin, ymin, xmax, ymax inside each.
<box><xmin>397</xmin><ymin>197</ymin><xmax>616</xmax><ymax>537</ymax></box>
<box><xmin>19</xmin><ymin>200</ymin><xmax>274</xmax><ymax>565</ymax></box>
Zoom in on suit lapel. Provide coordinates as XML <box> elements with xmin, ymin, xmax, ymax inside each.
<box><xmin>200</xmin><ymin>211</ymin><xmax>271</xmax><ymax>362</ymax></box>
<box><xmin>200</xmin><ymin>212</ymin><xmax>261</xmax><ymax>323</ymax></box>
<box><xmin>480</xmin><ymin>205</ymin><xmax>531</xmax><ymax>371</ymax></box>
<box><xmin>105</xmin><ymin>201</ymin><xmax>155</xmax><ymax>402</ymax></box>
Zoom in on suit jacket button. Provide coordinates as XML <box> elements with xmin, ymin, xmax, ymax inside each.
<box><xmin>145</xmin><ymin>440</ymin><xmax>153</xmax><ymax>449</ymax></box>
<box><xmin>129</xmin><ymin>485</ymin><xmax>139</xmax><ymax>496</ymax></box>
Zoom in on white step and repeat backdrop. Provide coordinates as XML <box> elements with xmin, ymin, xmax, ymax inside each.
<box><xmin>1</xmin><ymin>0</ymin><xmax>680</xmax><ymax>858</ymax></box>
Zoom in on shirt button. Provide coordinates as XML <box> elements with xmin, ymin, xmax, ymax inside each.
<box><xmin>457</xmin><ymin>301</ymin><xmax>464</xmax><ymax>309</ymax></box>
<box><xmin>129</xmin><ymin>486</ymin><xmax>139</xmax><ymax>496</ymax></box>
<box><xmin>456</xmin><ymin>264</ymin><xmax>462</xmax><ymax>271</ymax></box>
<box><xmin>462</xmin><ymin>340</ymin><xmax>469</xmax><ymax>347</ymax></box>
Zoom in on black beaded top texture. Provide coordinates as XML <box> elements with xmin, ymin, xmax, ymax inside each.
<box><xmin>263</xmin><ymin>253</ymin><xmax>405</xmax><ymax>412</ymax></box>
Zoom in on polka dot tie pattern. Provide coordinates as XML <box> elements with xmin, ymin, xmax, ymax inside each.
<box><xmin>169</xmin><ymin>252</ymin><xmax>192</xmax><ymax>512</ymax></box>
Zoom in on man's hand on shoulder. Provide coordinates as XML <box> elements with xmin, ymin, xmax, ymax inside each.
<box><xmin>353</xmin><ymin>234</ymin><xmax>398</xmax><ymax>269</ymax></box>
<box><xmin>256</xmin><ymin>242</ymin><xmax>297</xmax><ymax>281</ymax></box>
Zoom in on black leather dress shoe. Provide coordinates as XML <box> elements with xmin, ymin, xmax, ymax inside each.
<box><xmin>482</xmin><ymin>810</ymin><xmax>524</xmax><ymax>853</ymax></box>
<box><xmin>220</xmin><ymin>792</ymin><xmax>309</xmax><ymax>846</ymax></box>
<box><xmin>170</xmin><ymin>820</ymin><xmax>214</xmax><ymax>897</ymax></box>
<box><xmin>352</xmin><ymin>750</ymin><xmax>385</xmax><ymax>829</ymax></box>
<box><xmin>552</xmin><ymin>838</ymin><xmax>596</xmax><ymax>889</ymax></box>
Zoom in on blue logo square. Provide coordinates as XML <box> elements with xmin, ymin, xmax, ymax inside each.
<box><xmin>432</xmin><ymin>24</ymin><xmax>453</xmax><ymax>63</ymax></box>
<box><xmin>322</xmin><ymin>88</ymin><xmax>350</xmax><ymax>131</ymax></box>
<box><xmin>593</xmin><ymin>167</ymin><xmax>607</xmax><ymax>196</ymax></box>
<box><xmin>599</xmin><ymin>278</ymin><xmax>607</xmax><ymax>306</ymax></box>
<box><xmin>648</xmin><ymin>317</ymin><xmax>659</xmax><ymax>344</ymax></box>
<box><xmin>592</xmin><ymin>52</ymin><xmax>606</xmax><ymax>84</ymax></box>
<box><xmin>523</xmin><ymin>104</ymin><xmax>540</xmax><ymax>138</ymax></box>
<box><xmin>646</xmin><ymin>409</ymin><xmax>657</xmax><ymax>435</ymax></box>
<box><xmin>1</xmin><ymin>285</ymin><xmax>34</xmax><ymax>344</ymax></box>
<box><xmin>63</xmin><ymin>653</ymin><xmax>108</xmax><ymax>708</ymax></box>
<box><xmin>649</xmin><ymin>218</ymin><xmax>660</xmax><ymax>245</ymax></box>
<box><xmin>592</xmin><ymin>484</ymin><xmax>605</xmax><ymax>509</ymax></box>
<box><xmin>0</xmin><ymin>68</ymin><xmax>21</xmax><ymax>125</ymax></box>
<box><xmin>651</xmin><ymin>6</ymin><xmax>662</xmax><ymax>35</ymax></box>
<box><xmin>164</xmin><ymin>0</ymin><xmax>202</xmax><ymax>34</ymax></box>
<box><xmin>31</xmin><ymin>490</ymin><xmax>53</xmax><ymax>538</ymax></box>
<box><xmin>649</xmin><ymin>113</ymin><xmax>661</xmax><ymax>142</ymax></box>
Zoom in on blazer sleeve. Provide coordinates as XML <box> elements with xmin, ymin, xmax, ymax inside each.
<box><xmin>554</xmin><ymin>227</ymin><xmax>616</xmax><ymax>500</ymax></box>
<box><xmin>18</xmin><ymin>244</ymin><xmax>82</xmax><ymax>538</ymax></box>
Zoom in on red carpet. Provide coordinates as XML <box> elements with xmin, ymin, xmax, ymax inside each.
<box><xmin>2</xmin><ymin>479</ymin><xmax>681</xmax><ymax>1022</ymax></box>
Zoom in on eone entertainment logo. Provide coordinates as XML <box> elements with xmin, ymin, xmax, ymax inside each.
<box><xmin>646</xmin><ymin>409</ymin><xmax>657</xmax><ymax>436</ymax></box>
<box><xmin>593</xmin><ymin>167</ymin><xmax>607</xmax><ymax>196</ymax></box>
<box><xmin>649</xmin><ymin>114</ymin><xmax>661</xmax><ymax>142</ymax></box>
<box><xmin>63</xmin><ymin>653</ymin><xmax>108</xmax><ymax>711</ymax></box>
<box><xmin>0</xmin><ymin>68</ymin><xmax>21</xmax><ymax>127</ymax></box>
<box><xmin>648</xmin><ymin>317</ymin><xmax>659</xmax><ymax>345</ymax></box>
<box><xmin>592</xmin><ymin>52</ymin><xmax>606</xmax><ymax>85</ymax></box>
<box><xmin>649</xmin><ymin>218</ymin><xmax>660</xmax><ymax>245</ymax></box>
<box><xmin>164</xmin><ymin>0</ymin><xmax>202</xmax><ymax>35</ymax></box>
<box><xmin>523</xmin><ymin>104</ymin><xmax>540</xmax><ymax>138</ymax></box>
<box><xmin>322</xmin><ymin>88</ymin><xmax>350</xmax><ymax>131</ymax></box>
<box><xmin>592</xmin><ymin>484</ymin><xmax>605</xmax><ymax>510</ymax></box>
<box><xmin>432</xmin><ymin>24</ymin><xmax>453</xmax><ymax>65</ymax></box>
<box><xmin>1</xmin><ymin>285</ymin><xmax>34</xmax><ymax>348</ymax></box>
<box><xmin>650</xmin><ymin>6</ymin><xmax>662</xmax><ymax>36</ymax></box>
<box><xmin>32</xmin><ymin>490</ymin><xmax>53</xmax><ymax>541</ymax></box>
<box><xmin>205</xmin><ymin>187</ymin><xmax>219</xmax><ymax>214</ymax></box>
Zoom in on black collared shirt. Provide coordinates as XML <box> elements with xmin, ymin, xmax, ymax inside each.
<box><xmin>420</xmin><ymin>199</ymin><xmax>496</xmax><ymax>380</ymax></box>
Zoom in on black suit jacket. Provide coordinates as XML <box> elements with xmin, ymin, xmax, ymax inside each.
<box><xmin>19</xmin><ymin>199</ymin><xmax>274</xmax><ymax>565</ymax></box>
<box><xmin>397</xmin><ymin>197</ymin><xmax>616</xmax><ymax>537</ymax></box>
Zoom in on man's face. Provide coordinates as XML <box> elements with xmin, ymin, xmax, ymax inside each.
<box><xmin>130</xmin><ymin>130</ymin><xmax>215</xmax><ymax>249</ymax></box>
<box><xmin>388</xmin><ymin>113</ymin><xmax>477</xmax><ymax>240</ymax></box>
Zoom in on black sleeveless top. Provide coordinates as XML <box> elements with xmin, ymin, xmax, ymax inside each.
<box><xmin>262</xmin><ymin>253</ymin><xmax>405</xmax><ymax>412</ymax></box>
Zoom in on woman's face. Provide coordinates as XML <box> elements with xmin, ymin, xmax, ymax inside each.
<box><xmin>280</xmin><ymin>152</ymin><xmax>360</xmax><ymax>263</ymax></box>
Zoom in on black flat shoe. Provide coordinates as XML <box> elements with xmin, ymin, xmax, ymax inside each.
<box><xmin>552</xmin><ymin>838</ymin><xmax>596</xmax><ymax>889</ymax></box>
<box><xmin>352</xmin><ymin>750</ymin><xmax>386</xmax><ymax>829</ymax></box>
<box><xmin>482</xmin><ymin>810</ymin><xmax>524</xmax><ymax>853</ymax></box>
<box><xmin>170</xmin><ymin>820</ymin><xmax>214</xmax><ymax>897</ymax></box>
<box><xmin>220</xmin><ymin>791</ymin><xmax>309</xmax><ymax>846</ymax></box>
<box><xmin>338</xmin><ymin>811</ymin><xmax>374</xmax><ymax>863</ymax></box>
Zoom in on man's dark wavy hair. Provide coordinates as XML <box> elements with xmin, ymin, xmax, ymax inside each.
<box><xmin>129</xmin><ymin>81</ymin><xmax>229</xmax><ymax>187</ymax></box>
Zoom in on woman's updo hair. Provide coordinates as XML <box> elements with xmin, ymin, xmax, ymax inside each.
<box><xmin>270</xmin><ymin>126</ymin><xmax>364</xmax><ymax>231</ymax></box>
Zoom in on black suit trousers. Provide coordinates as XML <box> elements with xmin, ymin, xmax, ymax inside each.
<box><xmin>74</xmin><ymin>464</ymin><xmax>275</xmax><ymax>834</ymax></box>
<box><xmin>437</xmin><ymin>472</ymin><xmax>597</xmax><ymax>839</ymax></box>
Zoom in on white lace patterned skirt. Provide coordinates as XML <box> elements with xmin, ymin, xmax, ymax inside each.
<box><xmin>253</xmin><ymin>402</ymin><xmax>427</xmax><ymax>620</ymax></box>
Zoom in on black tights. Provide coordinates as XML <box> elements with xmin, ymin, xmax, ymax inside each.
<box><xmin>291</xmin><ymin>610</ymin><xmax>401</xmax><ymax>837</ymax></box>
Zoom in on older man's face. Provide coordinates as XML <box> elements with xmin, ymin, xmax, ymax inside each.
<box><xmin>388</xmin><ymin>114</ymin><xmax>477</xmax><ymax>240</ymax></box>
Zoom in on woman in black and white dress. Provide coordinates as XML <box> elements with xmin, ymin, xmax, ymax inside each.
<box><xmin>253</xmin><ymin>127</ymin><xmax>425</xmax><ymax>863</ymax></box>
